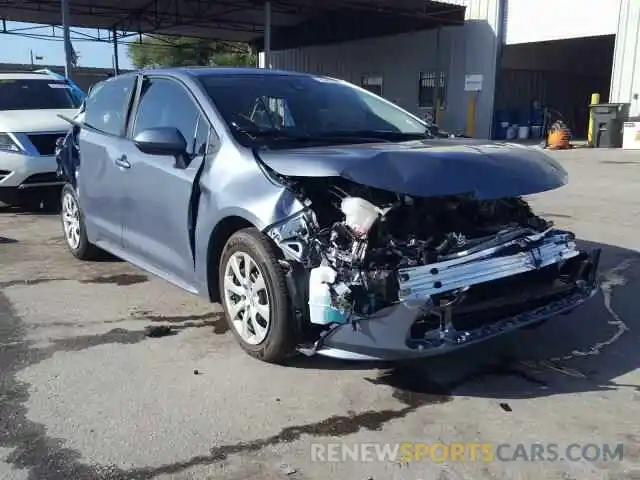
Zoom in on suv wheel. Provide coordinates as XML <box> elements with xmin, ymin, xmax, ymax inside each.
<box><xmin>219</xmin><ymin>227</ymin><xmax>296</xmax><ymax>363</ymax></box>
<box><xmin>60</xmin><ymin>184</ymin><xmax>101</xmax><ymax>260</ymax></box>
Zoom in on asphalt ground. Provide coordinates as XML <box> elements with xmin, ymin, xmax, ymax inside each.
<box><xmin>1</xmin><ymin>147</ymin><xmax>639</xmax><ymax>480</ymax></box>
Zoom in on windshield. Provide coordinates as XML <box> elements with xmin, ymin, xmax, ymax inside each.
<box><xmin>0</xmin><ymin>79</ymin><xmax>79</xmax><ymax>111</ymax></box>
<box><xmin>198</xmin><ymin>74</ymin><xmax>429</xmax><ymax>145</ymax></box>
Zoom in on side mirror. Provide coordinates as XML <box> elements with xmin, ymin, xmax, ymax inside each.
<box><xmin>133</xmin><ymin>127</ymin><xmax>188</xmax><ymax>168</ymax></box>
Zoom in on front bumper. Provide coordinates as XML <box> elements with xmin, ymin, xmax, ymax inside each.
<box><xmin>0</xmin><ymin>151</ymin><xmax>63</xmax><ymax>189</ymax></box>
<box><xmin>313</xmin><ymin>244</ymin><xmax>601</xmax><ymax>361</ymax></box>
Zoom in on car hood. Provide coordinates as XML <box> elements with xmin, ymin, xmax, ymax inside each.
<box><xmin>255</xmin><ymin>139</ymin><xmax>568</xmax><ymax>199</ymax></box>
<box><xmin>0</xmin><ymin>109</ymin><xmax>79</xmax><ymax>133</ymax></box>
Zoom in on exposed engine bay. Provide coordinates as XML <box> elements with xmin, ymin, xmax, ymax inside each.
<box><xmin>266</xmin><ymin>174</ymin><xmax>600</xmax><ymax>357</ymax></box>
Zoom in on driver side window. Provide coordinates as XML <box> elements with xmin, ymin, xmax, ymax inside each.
<box><xmin>132</xmin><ymin>78</ymin><xmax>207</xmax><ymax>162</ymax></box>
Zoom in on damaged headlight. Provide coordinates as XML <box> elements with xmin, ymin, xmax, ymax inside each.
<box><xmin>265</xmin><ymin>208</ymin><xmax>318</xmax><ymax>264</ymax></box>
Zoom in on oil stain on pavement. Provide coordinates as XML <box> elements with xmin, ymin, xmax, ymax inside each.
<box><xmin>0</xmin><ymin>274</ymin><xmax>148</xmax><ymax>289</ymax></box>
<box><xmin>0</xmin><ymin>290</ymin><xmax>229</xmax><ymax>480</ymax></box>
<box><xmin>0</xmin><ymin>287</ymin><xmax>455</xmax><ymax>480</ymax></box>
<box><xmin>0</xmin><ymin>277</ymin><xmax>70</xmax><ymax>288</ymax></box>
<box><xmin>1</xmin><ymin>256</ymin><xmax>636</xmax><ymax>479</ymax></box>
<box><xmin>0</xmin><ymin>291</ymin><xmax>126</xmax><ymax>479</ymax></box>
<box><xmin>80</xmin><ymin>274</ymin><xmax>149</xmax><ymax>286</ymax></box>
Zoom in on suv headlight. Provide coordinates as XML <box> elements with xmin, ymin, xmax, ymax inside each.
<box><xmin>0</xmin><ymin>133</ymin><xmax>22</xmax><ymax>153</ymax></box>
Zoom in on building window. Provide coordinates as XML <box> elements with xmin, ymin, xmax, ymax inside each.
<box><xmin>361</xmin><ymin>74</ymin><xmax>383</xmax><ymax>96</ymax></box>
<box><xmin>419</xmin><ymin>71</ymin><xmax>447</xmax><ymax>109</ymax></box>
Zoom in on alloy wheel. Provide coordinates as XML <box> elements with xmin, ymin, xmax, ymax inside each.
<box><xmin>62</xmin><ymin>191</ymin><xmax>81</xmax><ymax>250</ymax></box>
<box><xmin>223</xmin><ymin>251</ymin><xmax>271</xmax><ymax>345</ymax></box>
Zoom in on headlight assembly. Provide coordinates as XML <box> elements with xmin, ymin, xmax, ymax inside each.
<box><xmin>0</xmin><ymin>133</ymin><xmax>22</xmax><ymax>153</ymax></box>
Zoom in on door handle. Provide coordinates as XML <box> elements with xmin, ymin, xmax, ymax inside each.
<box><xmin>115</xmin><ymin>155</ymin><xmax>131</xmax><ymax>169</ymax></box>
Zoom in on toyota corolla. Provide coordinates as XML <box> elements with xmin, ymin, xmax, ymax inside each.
<box><xmin>55</xmin><ymin>68</ymin><xmax>600</xmax><ymax>363</ymax></box>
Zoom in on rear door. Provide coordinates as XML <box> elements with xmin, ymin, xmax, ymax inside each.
<box><xmin>120</xmin><ymin>76</ymin><xmax>213</xmax><ymax>289</ymax></box>
<box><xmin>78</xmin><ymin>75</ymin><xmax>136</xmax><ymax>249</ymax></box>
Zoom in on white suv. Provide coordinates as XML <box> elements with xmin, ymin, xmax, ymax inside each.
<box><xmin>0</xmin><ymin>71</ymin><xmax>81</xmax><ymax>208</ymax></box>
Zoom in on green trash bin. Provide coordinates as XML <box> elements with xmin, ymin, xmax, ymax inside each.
<box><xmin>589</xmin><ymin>103</ymin><xmax>630</xmax><ymax>148</ymax></box>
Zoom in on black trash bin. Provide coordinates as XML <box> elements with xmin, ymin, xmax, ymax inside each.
<box><xmin>589</xmin><ymin>103</ymin><xmax>630</xmax><ymax>148</ymax></box>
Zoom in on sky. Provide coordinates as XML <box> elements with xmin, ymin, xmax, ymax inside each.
<box><xmin>0</xmin><ymin>22</ymin><xmax>134</xmax><ymax>70</ymax></box>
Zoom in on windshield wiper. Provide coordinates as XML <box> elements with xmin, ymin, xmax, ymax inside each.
<box><xmin>231</xmin><ymin>124</ymin><xmax>315</xmax><ymax>142</ymax></box>
<box><xmin>233</xmin><ymin>125</ymin><xmax>388</xmax><ymax>144</ymax></box>
<box><xmin>232</xmin><ymin>124</ymin><xmax>430</xmax><ymax>145</ymax></box>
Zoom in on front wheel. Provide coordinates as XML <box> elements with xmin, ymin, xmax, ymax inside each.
<box><xmin>218</xmin><ymin>227</ymin><xmax>296</xmax><ymax>363</ymax></box>
<box><xmin>60</xmin><ymin>184</ymin><xmax>102</xmax><ymax>260</ymax></box>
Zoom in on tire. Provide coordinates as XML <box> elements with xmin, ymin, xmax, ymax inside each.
<box><xmin>218</xmin><ymin>227</ymin><xmax>296</xmax><ymax>363</ymax></box>
<box><xmin>60</xmin><ymin>183</ymin><xmax>102</xmax><ymax>260</ymax></box>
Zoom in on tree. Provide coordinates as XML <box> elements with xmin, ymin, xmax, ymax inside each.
<box><xmin>127</xmin><ymin>35</ymin><xmax>257</xmax><ymax>68</ymax></box>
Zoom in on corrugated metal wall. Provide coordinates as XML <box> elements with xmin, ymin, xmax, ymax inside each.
<box><xmin>269</xmin><ymin>29</ymin><xmax>447</xmax><ymax>114</ymax></box>
<box><xmin>269</xmin><ymin>0</ymin><xmax>505</xmax><ymax>138</ymax></box>
<box><xmin>610</xmin><ymin>0</ymin><xmax>640</xmax><ymax>117</ymax></box>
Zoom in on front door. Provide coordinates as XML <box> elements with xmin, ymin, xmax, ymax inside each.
<box><xmin>121</xmin><ymin>76</ymin><xmax>212</xmax><ymax>288</ymax></box>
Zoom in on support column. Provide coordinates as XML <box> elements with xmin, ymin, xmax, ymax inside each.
<box><xmin>610</xmin><ymin>0</ymin><xmax>640</xmax><ymax>117</ymax></box>
<box><xmin>448</xmin><ymin>0</ymin><xmax>504</xmax><ymax>138</ymax></box>
<box><xmin>434</xmin><ymin>26</ymin><xmax>443</xmax><ymax>126</ymax></box>
<box><xmin>264</xmin><ymin>1</ymin><xmax>271</xmax><ymax>69</ymax></box>
<box><xmin>112</xmin><ymin>27</ymin><xmax>120</xmax><ymax>75</ymax></box>
<box><xmin>61</xmin><ymin>0</ymin><xmax>73</xmax><ymax>79</ymax></box>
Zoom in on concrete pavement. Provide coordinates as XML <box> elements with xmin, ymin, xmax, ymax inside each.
<box><xmin>1</xmin><ymin>148</ymin><xmax>639</xmax><ymax>480</ymax></box>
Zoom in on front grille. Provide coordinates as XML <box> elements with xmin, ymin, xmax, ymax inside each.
<box><xmin>446</xmin><ymin>258</ymin><xmax>585</xmax><ymax>332</ymax></box>
<box><xmin>21</xmin><ymin>172</ymin><xmax>61</xmax><ymax>185</ymax></box>
<box><xmin>27</xmin><ymin>133</ymin><xmax>65</xmax><ymax>156</ymax></box>
<box><xmin>409</xmin><ymin>253</ymin><xmax>589</xmax><ymax>336</ymax></box>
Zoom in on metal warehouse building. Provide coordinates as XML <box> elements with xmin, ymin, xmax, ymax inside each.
<box><xmin>265</xmin><ymin>0</ymin><xmax>640</xmax><ymax>140</ymax></box>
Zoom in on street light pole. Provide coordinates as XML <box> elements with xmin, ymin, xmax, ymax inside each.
<box><xmin>264</xmin><ymin>1</ymin><xmax>271</xmax><ymax>69</ymax></box>
<box><xmin>61</xmin><ymin>0</ymin><xmax>73</xmax><ymax>78</ymax></box>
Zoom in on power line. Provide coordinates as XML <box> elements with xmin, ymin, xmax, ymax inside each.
<box><xmin>0</xmin><ymin>29</ymin><xmax>249</xmax><ymax>53</ymax></box>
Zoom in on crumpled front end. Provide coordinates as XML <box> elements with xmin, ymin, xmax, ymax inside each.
<box><xmin>315</xmin><ymin>235</ymin><xmax>599</xmax><ymax>360</ymax></box>
<box><xmin>263</xmin><ymin>175</ymin><xmax>600</xmax><ymax>361</ymax></box>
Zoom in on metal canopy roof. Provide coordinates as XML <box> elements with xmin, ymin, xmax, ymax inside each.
<box><xmin>1</xmin><ymin>0</ymin><xmax>466</xmax><ymax>50</ymax></box>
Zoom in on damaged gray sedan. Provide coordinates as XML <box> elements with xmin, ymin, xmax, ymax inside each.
<box><xmin>56</xmin><ymin>67</ymin><xmax>600</xmax><ymax>363</ymax></box>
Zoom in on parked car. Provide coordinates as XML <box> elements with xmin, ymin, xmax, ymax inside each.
<box><xmin>0</xmin><ymin>71</ymin><xmax>81</xmax><ymax>209</ymax></box>
<box><xmin>56</xmin><ymin>68</ymin><xmax>600</xmax><ymax>363</ymax></box>
<box><xmin>33</xmin><ymin>68</ymin><xmax>87</xmax><ymax>106</ymax></box>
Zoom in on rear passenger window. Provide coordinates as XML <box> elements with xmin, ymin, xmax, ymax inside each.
<box><xmin>84</xmin><ymin>76</ymin><xmax>135</xmax><ymax>136</ymax></box>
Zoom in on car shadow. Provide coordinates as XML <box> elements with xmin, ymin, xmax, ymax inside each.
<box><xmin>285</xmin><ymin>239</ymin><xmax>640</xmax><ymax>400</ymax></box>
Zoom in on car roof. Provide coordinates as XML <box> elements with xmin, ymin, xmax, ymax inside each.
<box><xmin>117</xmin><ymin>66</ymin><xmax>317</xmax><ymax>80</ymax></box>
<box><xmin>0</xmin><ymin>72</ymin><xmax>62</xmax><ymax>81</ymax></box>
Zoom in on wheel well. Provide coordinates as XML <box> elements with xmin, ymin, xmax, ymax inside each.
<box><xmin>207</xmin><ymin>216</ymin><xmax>254</xmax><ymax>303</ymax></box>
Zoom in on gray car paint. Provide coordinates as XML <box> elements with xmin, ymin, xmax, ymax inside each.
<box><xmin>74</xmin><ymin>68</ymin><xmax>585</xmax><ymax>360</ymax></box>
<box><xmin>79</xmin><ymin>69</ymin><xmax>304</xmax><ymax>299</ymax></box>
<box><xmin>255</xmin><ymin>140</ymin><xmax>568</xmax><ymax>199</ymax></box>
